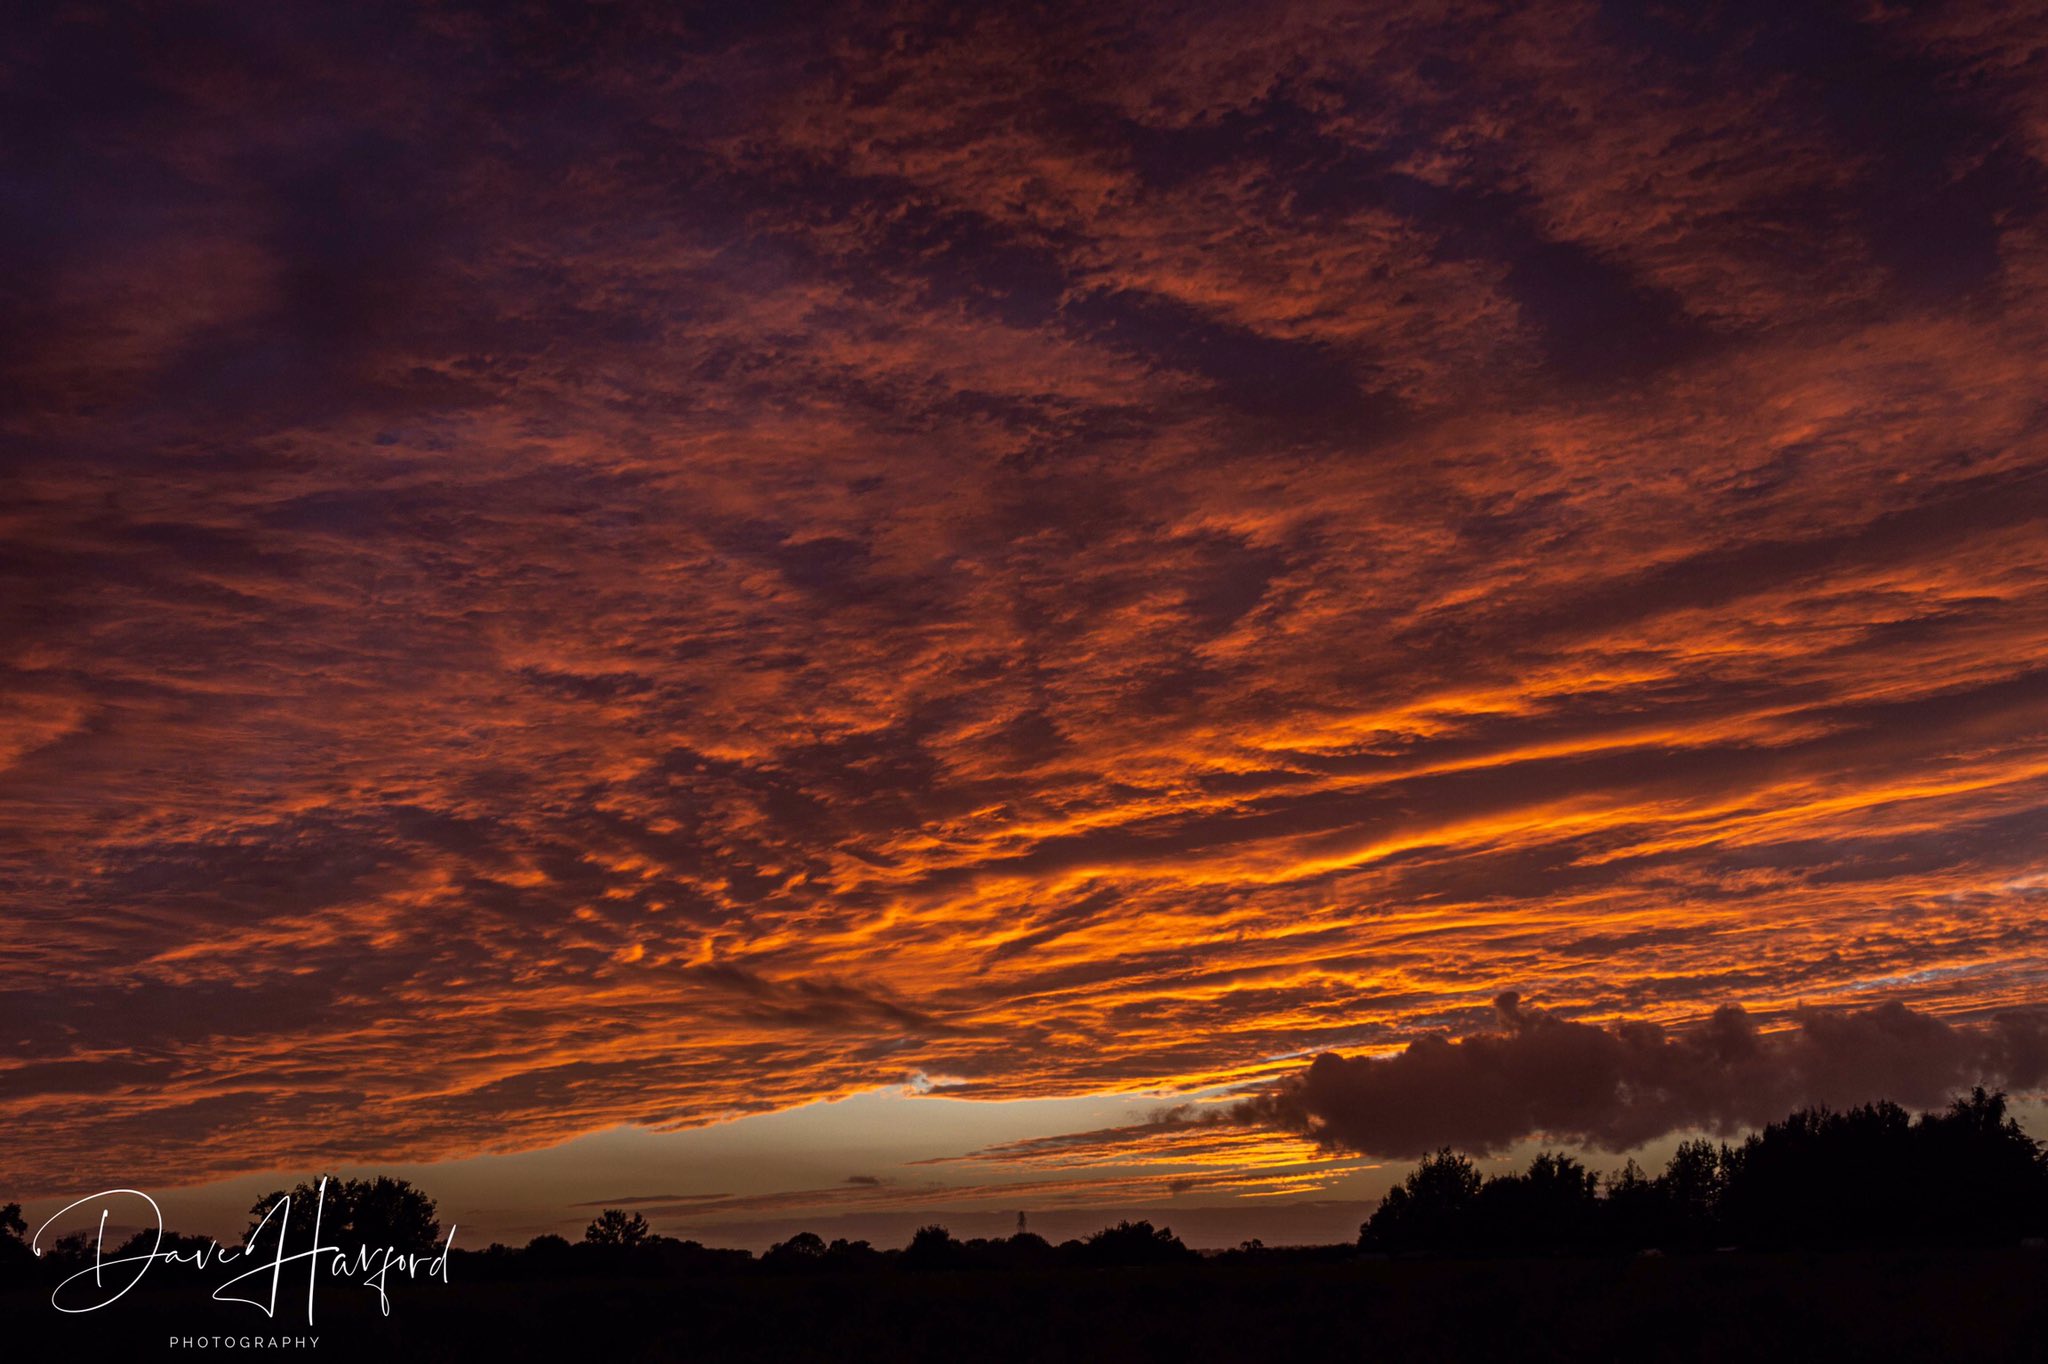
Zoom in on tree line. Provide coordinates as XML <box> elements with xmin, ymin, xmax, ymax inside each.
<box><xmin>1362</xmin><ymin>1087</ymin><xmax>2048</xmax><ymax>1255</ymax></box>
<box><xmin>493</xmin><ymin>1209</ymin><xmax>1201</xmax><ymax>1278</ymax></box>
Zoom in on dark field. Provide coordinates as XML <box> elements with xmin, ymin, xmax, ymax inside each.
<box><xmin>9</xmin><ymin>1248</ymin><xmax>2047</xmax><ymax>1363</ymax></box>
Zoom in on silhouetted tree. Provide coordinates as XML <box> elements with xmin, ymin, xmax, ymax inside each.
<box><xmin>1471</xmin><ymin>1151</ymin><xmax>1600</xmax><ymax>1253</ymax></box>
<box><xmin>0</xmin><ymin>1202</ymin><xmax>29</xmax><ymax>1269</ymax></box>
<box><xmin>901</xmin><ymin>1223</ymin><xmax>963</xmax><ymax>1270</ymax></box>
<box><xmin>823</xmin><ymin>1237</ymin><xmax>883</xmax><ymax>1270</ymax></box>
<box><xmin>1343</xmin><ymin>1092</ymin><xmax>2048</xmax><ymax>1258</ymax></box>
<box><xmin>648</xmin><ymin>1237</ymin><xmax>754</xmax><ymax>1274</ymax></box>
<box><xmin>1908</xmin><ymin>1088</ymin><xmax>2048</xmax><ymax>1243</ymax></box>
<box><xmin>763</xmin><ymin>1230</ymin><xmax>829</xmax><ymax>1271</ymax></box>
<box><xmin>1713</xmin><ymin>1091</ymin><xmax>2048</xmax><ymax>1249</ymax></box>
<box><xmin>996</xmin><ymin>1230</ymin><xmax>1055</xmax><ymax>1268</ymax></box>
<box><xmin>244</xmin><ymin>1176</ymin><xmax>442</xmax><ymax>1255</ymax></box>
<box><xmin>1079</xmin><ymin>1219</ymin><xmax>1197</xmax><ymax>1266</ymax></box>
<box><xmin>583</xmin><ymin>1208</ymin><xmax>651</xmax><ymax>1247</ymax></box>
<box><xmin>1363</xmin><ymin>1148</ymin><xmax>1482</xmax><ymax>1254</ymax></box>
<box><xmin>1657</xmin><ymin>1138</ymin><xmax>1732</xmax><ymax>1248</ymax></box>
<box><xmin>1728</xmin><ymin>1101</ymin><xmax>1920</xmax><ymax>1246</ymax></box>
<box><xmin>41</xmin><ymin>1230</ymin><xmax>100</xmax><ymax>1268</ymax></box>
<box><xmin>1602</xmin><ymin>1158</ymin><xmax>1664</xmax><ymax>1250</ymax></box>
<box><xmin>770</xmin><ymin>1230</ymin><xmax>826</xmax><ymax>1258</ymax></box>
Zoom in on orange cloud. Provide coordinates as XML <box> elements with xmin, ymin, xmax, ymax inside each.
<box><xmin>3</xmin><ymin>0</ymin><xmax>2047</xmax><ymax>1202</ymax></box>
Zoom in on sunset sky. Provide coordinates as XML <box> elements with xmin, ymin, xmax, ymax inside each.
<box><xmin>6</xmin><ymin>0</ymin><xmax>2048</xmax><ymax>1249</ymax></box>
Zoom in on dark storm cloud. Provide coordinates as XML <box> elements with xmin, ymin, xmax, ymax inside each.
<box><xmin>1241</xmin><ymin>995</ymin><xmax>2048</xmax><ymax>1157</ymax></box>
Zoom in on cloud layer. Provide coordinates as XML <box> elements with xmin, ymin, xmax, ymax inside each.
<box><xmin>1241</xmin><ymin>996</ymin><xmax>2048</xmax><ymax>1157</ymax></box>
<box><xmin>3</xmin><ymin>0</ymin><xmax>2048</xmax><ymax>1194</ymax></box>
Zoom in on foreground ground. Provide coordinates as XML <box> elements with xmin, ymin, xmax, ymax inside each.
<box><xmin>7</xmin><ymin>1247</ymin><xmax>2046</xmax><ymax>1361</ymax></box>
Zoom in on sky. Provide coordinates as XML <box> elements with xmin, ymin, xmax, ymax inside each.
<box><xmin>5</xmin><ymin>0</ymin><xmax>2048</xmax><ymax>1249</ymax></box>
